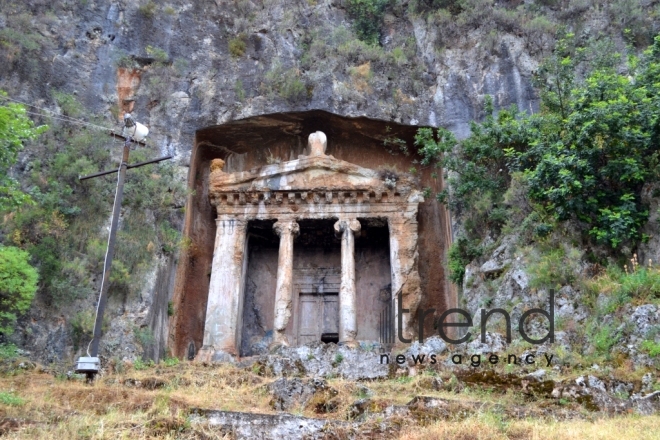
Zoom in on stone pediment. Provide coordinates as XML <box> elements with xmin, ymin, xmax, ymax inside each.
<box><xmin>209</xmin><ymin>154</ymin><xmax>421</xmax><ymax>206</ymax></box>
<box><xmin>211</xmin><ymin>155</ymin><xmax>403</xmax><ymax>191</ymax></box>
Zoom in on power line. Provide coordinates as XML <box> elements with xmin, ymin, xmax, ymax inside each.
<box><xmin>1</xmin><ymin>95</ymin><xmax>161</xmax><ymax>150</ymax></box>
<box><xmin>0</xmin><ymin>95</ymin><xmax>118</xmax><ymax>132</ymax></box>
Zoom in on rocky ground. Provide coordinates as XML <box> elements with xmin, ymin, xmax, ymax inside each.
<box><xmin>1</xmin><ymin>338</ymin><xmax>659</xmax><ymax>439</ymax></box>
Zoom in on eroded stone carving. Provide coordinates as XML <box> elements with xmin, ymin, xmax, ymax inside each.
<box><xmin>308</xmin><ymin>131</ymin><xmax>327</xmax><ymax>156</ymax></box>
<box><xmin>199</xmin><ymin>132</ymin><xmax>424</xmax><ymax>360</ymax></box>
<box><xmin>334</xmin><ymin>218</ymin><xmax>361</xmax><ymax>346</ymax></box>
<box><xmin>272</xmin><ymin>219</ymin><xmax>300</xmax><ymax>347</ymax></box>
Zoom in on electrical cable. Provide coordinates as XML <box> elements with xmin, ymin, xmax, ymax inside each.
<box><xmin>0</xmin><ymin>95</ymin><xmax>116</xmax><ymax>132</ymax></box>
<box><xmin>1</xmin><ymin>95</ymin><xmax>157</xmax><ymax>149</ymax></box>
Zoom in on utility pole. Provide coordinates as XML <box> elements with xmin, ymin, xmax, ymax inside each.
<box><xmin>75</xmin><ymin>115</ymin><xmax>171</xmax><ymax>381</ymax></box>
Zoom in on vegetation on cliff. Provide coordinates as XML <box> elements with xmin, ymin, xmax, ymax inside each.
<box><xmin>415</xmin><ymin>34</ymin><xmax>660</xmax><ymax>284</ymax></box>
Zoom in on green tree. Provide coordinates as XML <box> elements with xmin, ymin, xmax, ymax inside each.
<box><xmin>0</xmin><ymin>91</ymin><xmax>47</xmax><ymax>211</ymax></box>
<box><xmin>346</xmin><ymin>0</ymin><xmax>389</xmax><ymax>45</ymax></box>
<box><xmin>0</xmin><ymin>245</ymin><xmax>38</xmax><ymax>335</ymax></box>
<box><xmin>506</xmin><ymin>36</ymin><xmax>660</xmax><ymax>248</ymax></box>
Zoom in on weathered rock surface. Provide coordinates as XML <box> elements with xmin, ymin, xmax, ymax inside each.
<box><xmin>190</xmin><ymin>408</ymin><xmax>350</xmax><ymax>440</ymax></box>
<box><xmin>268</xmin><ymin>377</ymin><xmax>333</xmax><ymax>411</ymax></box>
<box><xmin>3</xmin><ymin>0</ymin><xmax>548</xmax><ymax>363</ymax></box>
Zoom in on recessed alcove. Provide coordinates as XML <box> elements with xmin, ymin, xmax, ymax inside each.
<box><xmin>169</xmin><ymin>110</ymin><xmax>454</xmax><ymax>359</ymax></box>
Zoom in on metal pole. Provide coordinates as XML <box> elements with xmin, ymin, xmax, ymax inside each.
<box><xmin>89</xmin><ymin>139</ymin><xmax>131</xmax><ymax>358</ymax></box>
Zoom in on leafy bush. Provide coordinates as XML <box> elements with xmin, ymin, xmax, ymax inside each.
<box><xmin>0</xmin><ymin>91</ymin><xmax>47</xmax><ymax>210</ymax></box>
<box><xmin>447</xmin><ymin>236</ymin><xmax>482</xmax><ymax>286</ymax></box>
<box><xmin>432</xmin><ymin>35</ymin><xmax>660</xmax><ymax>252</ymax></box>
<box><xmin>346</xmin><ymin>0</ymin><xmax>389</xmax><ymax>45</ymax></box>
<box><xmin>506</xmin><ymin>34</ymin><xmax>660</xmax><ymax>249</ymax></box>
<box><xmin>0</xmin><ymin>246</ymin><xmax>38</xmax><ymax>335</ymax></box>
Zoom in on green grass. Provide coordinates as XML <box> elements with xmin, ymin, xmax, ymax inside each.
<box><xmin>0</xmin><ymin>343</ymin><xmax>18</xmax><ymax>360</ymax></box>
<box><xmin>0</xmin><ymin>391</ymin><xmax>24</xmax><ymax>406</ymax></box>
<box><xmin>640</xmin><ymin>340</ymin><xmax>660</xmax><ymax>357</ymax></box>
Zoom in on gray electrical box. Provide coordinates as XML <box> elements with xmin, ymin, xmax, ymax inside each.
<box><xmin>75</xmin><ymin>356</ymin><xmax>100</xmax><ymax>374</ymax></box>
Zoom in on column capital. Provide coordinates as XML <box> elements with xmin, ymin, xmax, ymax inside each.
<box><xmin>334</xmin><ymin>218</ymin><xmax>361</xmax><ymax>234</ymax></box>
<box><xmin>273</xmin><ymin>219</ymin><xmax>300</xmax><ymax>237</ymax></box>
<box><xmin>215</xmin><ymin>218</ymin><xmax>248</xmax><ymax>236</ymax></box>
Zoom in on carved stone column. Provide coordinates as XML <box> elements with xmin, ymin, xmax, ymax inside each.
<box><xmin>197</xmin><ymin>217</ymin><xmax>248</xmax><ymax>360</ymax></box>
<box><xmin>388</xmin><ymin>215</ymin><xmax>422</xmax><ymax>345</ymax></box>
<box><xmin>272</xmin><ymin>219</ymin><xmax>300</xmax><ymax>346</ymax></box>
<box><xmin>334</xmin><ymin>218</ymin><xmax>361</xmax><ymax>346</ymax></box>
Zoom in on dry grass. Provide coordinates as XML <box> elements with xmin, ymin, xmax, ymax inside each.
<box><xmin>399</xmin><ymin>413</ymin><xmax>660</xmax><ymax>440</ymax></box>
<box><xmin>0</xmin><ymin>361</ymin><xmax>658</xmax><ymax>439</ymax></box>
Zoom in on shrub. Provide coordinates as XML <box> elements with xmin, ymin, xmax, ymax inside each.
<box><xmin>235</xmin><ymin>79</ymin><xmax>246</xmax><ymax>101</ymax></box>
<box><xmin>587</xmin><ymin>320</ymin><xmax>621</xmax><ymax>357</ymax></box>
<box><xmin>163</xmin><ymin>356</ymin><xmax>179</xmax><ymax>367</ymax></box>
<box><xmin>264</xmin><ymin>62</ymin><xmax>309</xmax><ymax>103</ymax></box>
<box><xmin>641</xmin><ymin>340</ymin><xmax>660</xmax><ymax>357</ymax></box>
<box><xmin>447</xmin><ymin>236</ymin><xmax>482</xmax><ymax>286</ymax></box>
<box><xmin>145</xmin><ymin>45</ymin><xmax>169</xmax><ymax>64</ymax></box>
<box><xmin>53</xmin><ymin>91</ymin><xmax>83</xmax><ymax>118</ymax></box>
<box><xmin>346</xmin><ymin>0</ymin><xmax>389</xmax><ymax>45</ymax></box>
<box><xmin>526</xmin><ymin>244</ymin><xmax>582</xmax><ymax>290</ymax></box>
<box><xmin>229</xmin><ymin>34</ymin><xmax>247</xmax><ymax>58</ymax></box>
<box><xmin>0</xmin><ymin>91</ymin><xmax>47</xmax><ymax>210</ymax></box>
<box><xmin>0</xmin><ymin>246</ymin><xmax>38</xmax><ymax>336</ymax></box>
<box><xmin>3</xmin><ymin>115</ymin><xmax>185</xmax><ymax>310</ymax></box>
<box><xmin>0</xmin><ymin>343</ymin><xmax>18</xmax><ymax>360</ymax></box>
<box><xmin>584</xmin><ymin>257</ymin><xmax>660</xmax><ymax>313</ymax></box>
<box><xmin>138</xmin><ymin>1</ymin><xmax>157</xmax><ymax>18</ymax></box>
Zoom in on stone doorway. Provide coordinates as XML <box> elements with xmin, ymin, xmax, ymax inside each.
<box><xmin>295</xmin><ymin>292</ymin><xmax>339</xmax><ymax>345</ymax></box>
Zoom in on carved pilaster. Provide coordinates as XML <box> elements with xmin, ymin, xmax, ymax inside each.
<box><xmin>197</xmin><ymin>218</ymin><xmax>248</xmax><ymax>360</ymax></box>
<box><xmin>388</xmin><ymin>216</ymin><xmax>422</xmax><ymax>345</ymax></box>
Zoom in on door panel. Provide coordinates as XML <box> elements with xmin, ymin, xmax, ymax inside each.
<box><xmin>323</xmin><ymin>295</ymin><xmax>338</xmax><ymax>334</ymax></box>
<box><xmin>298</xmin><ymin>296</ymin><xmax>320</xmax><ymax>345</ymax></box>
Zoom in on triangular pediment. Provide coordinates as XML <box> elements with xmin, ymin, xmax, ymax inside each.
<box><xmin>209</xmin><ymin>155</ymin><xmax>416</xmax><ymax>196</ymax></box>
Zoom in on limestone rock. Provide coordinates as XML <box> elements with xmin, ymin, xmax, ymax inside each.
<box><xmin>268</xmin><ymin>377</ymin><xmax>332</xmax><ymax>411</ymax></box>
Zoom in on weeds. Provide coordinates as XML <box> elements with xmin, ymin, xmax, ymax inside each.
<box><xmin>0</xmin><ymin>391</ymin><xmax>24</xmax><ymax>406</ymax></box>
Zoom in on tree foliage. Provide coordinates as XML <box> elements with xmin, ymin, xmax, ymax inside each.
<box><xmin>507</xmin><ymin>34</ymin><xmax>660</xmax><ymax>248</ymax></box>
<box><xmin>0</xmin><ymin>245</ymin><xmax>38</xmax><ymax>335</ymax></box>
<box><xmin>346</xmin><ymin>0</ymin><xmax>389</xmax><ymax>45</ymax></box>
<box><xmin>419</xmin><ymin>34</ymin><xmax>660</xmax><ymax>252</ymax></box>
<box><xmin>2</xmin><ymin>94</ymin><xmax>186</xmax><ymax>307</ymax></box>
<box><xmin>0</xmin><ymin>91</ymin><xmax>47</xmax><ymax>210</ymax></box>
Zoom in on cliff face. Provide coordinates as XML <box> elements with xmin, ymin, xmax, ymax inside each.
<box><xmin>0</xmin><ymin>0</ymin><xmax>643</xmax><ymax>363</ymax></box>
